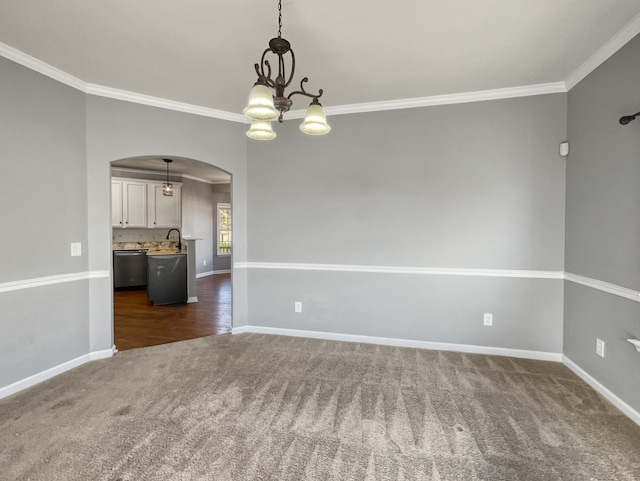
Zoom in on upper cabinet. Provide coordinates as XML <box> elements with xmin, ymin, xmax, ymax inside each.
<box><xmin>111</xmin><ymin>181</ymin><xmax>123</xmax><ymax>227</ymax></box>
<box><xmin>112</xmin><ymin>177</ymin><xmax>181</xmax><ymax>229</ymax></box>
<box><xmin>148</xmin><ymin>183</ymin><xmax>182</xmax><ymax>228</ymax></box>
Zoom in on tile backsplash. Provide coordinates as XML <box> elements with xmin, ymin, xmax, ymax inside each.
<box><xmin>112</xmin><ymin>228</ymin><xmax>175</xmax><ymax>243</ymax></box>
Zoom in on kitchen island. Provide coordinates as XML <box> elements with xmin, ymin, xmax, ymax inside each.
<box><xmin>147</xmin><ymin>252</ymin><xmax>187</xmax><ymax>305</ymax></box>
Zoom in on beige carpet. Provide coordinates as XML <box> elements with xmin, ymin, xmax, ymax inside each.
<box><xmin>1</xmin><ymin>333</ymin><xmax>639</xmax><ymax>480</ymax></box>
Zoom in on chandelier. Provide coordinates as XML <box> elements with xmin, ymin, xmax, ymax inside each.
<box><xmin>243</xmin><ymin>0</ymin><xmax>330</xmax><ymax>140</ymax></box>
<box><xmin>162</xmin><ymin>159</ymin><xmax>173</xmax><ymax>196</ymax></box>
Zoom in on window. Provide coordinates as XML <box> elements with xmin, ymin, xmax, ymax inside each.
<box><xmin>217</xmin><ymin>203</ymin><xmax>232</xmax><ymax>256</ymax></box>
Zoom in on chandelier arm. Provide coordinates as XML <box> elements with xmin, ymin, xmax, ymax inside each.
<box><xmin>287</xmin><ymin>78</ymin><xmax>323</xmax><ymax>100</ymax></box>
<box><xmin>281</xmin><ymin>49</ymin><xmax>296</xmax><ymax>89</ymax></box>
<box><xmin>255</xmin><ymin>50</ymin><xmax>276</xmax><ymax>88</ymax></box>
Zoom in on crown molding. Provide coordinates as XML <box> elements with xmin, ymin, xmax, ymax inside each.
<box><xmin>0</xmin><ymin>42</ymin><xmax>87</xmax><ymax>91</ymax></box>
<box><xmin>181</xmin><ymin>173</ymin><xmax>230</xmax><ymax>185</ymax></box>
<box><xmin>286</xmin><ymin>82</ymin><xmax>568</xmax><ymax>119</ymax></box>
<box><xmin>565</xmin><ymin>12</ymin><xmax>640</xmax><ymax>90</ymax></box>
<box><xmin>85</xmin><ymin>84</ymin><xmax>248</xmax><ymax>124</ymax></box>
<box><xmin>4</xmin><ymin>11</ymin><xmax>640</xmax><ymax>122</ymax></box>
<box><xmin>111</xmin><ymin>166</ymin><xmax>230</xmax><ymax>185</ymax></box>
<box><xmin>0</xmin><ymin>42</ymin><xmax>248</xmax><ymax>124</ymax></box>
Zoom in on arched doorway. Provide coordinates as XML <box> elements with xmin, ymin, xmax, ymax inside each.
<box><xmin>110</xmin><ymin>156</ymin><xmax>232</xmax><ymax>350</ymax></box>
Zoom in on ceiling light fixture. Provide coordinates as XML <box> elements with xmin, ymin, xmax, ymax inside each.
<box><xmin>162</xmin><ymin>159</ymin><xmax>173</xmax><ymax>196</ymax></box>
<box><xmin>243</xmin><ymin>0</ymin><xmax>330</xmax><ymax>140</ymax></box>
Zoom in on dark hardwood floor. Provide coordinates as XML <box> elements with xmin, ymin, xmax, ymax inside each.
<box><xmin>114</xmin><ymin>274</ymin><xmax>231</xmax><ymax>351</ymax></box>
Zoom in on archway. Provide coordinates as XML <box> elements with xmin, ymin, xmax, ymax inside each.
<box><xmin>110</xmin><ymin>156</ymin><xmax>232</xmax><ymax>350</ymax></box>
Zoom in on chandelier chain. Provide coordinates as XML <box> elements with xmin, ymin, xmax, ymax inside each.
<box><xmin>277</xmin><ymin>0</ymin><xmax>282</xmax><ymax>38</ymax></box>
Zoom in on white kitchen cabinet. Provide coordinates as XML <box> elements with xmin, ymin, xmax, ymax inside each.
<box><xmin>148</xmin><ymin>183</ymin><xmax>182</xmax><ymax>228</ymax></box>
<box><xmin>112</xmin><ymin>179</ymin><xmax>148</xmax><ymax>228</ymax></box>
<box><xmin>111</xmin><ymin>181</ymin><xmax>123</xmax><ymax>227</ymax></box>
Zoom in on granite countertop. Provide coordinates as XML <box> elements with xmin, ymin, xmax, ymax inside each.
<box><xmin>113</xmin><ymin>241</ymin><xmax>184</xmax><ymax>255</ymax></box>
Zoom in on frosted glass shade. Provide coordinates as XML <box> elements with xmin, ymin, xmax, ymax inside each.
<box><xmin>246</xmin><ymin>120</ymin><xmax>276</xmax><ymax>141</ymax></box>
<box><xmin>243</xmin><ymin>84</ymin><xmax>279</xmax><ymax>121</ymax></box>
<box><xmin>299</xmin><ymin>102</ymin><xmax>331</xmax><ymax>135</ymax></box>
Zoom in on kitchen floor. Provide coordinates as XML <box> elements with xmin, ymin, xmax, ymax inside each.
<box><xmin>114</xmin><ymin>274</ymin><xmax>231</xmax><ymax>351</ymax></box>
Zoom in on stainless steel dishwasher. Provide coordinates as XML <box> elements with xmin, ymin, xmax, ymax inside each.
<box><xmin>113</xmin><ymin>249</ymin><xmax>148</xmax><ymax>288</ymax></box>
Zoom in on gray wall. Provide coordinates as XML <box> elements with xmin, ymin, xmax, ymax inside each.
<box><xmin>565</xmin><ymin>33</ymin><xmax>640</xmax><ymax>410</ymax></box>
<box><xmin>247</xmin><ymin>95</ymin><xmax>567</xmax><ymax>353</ymax></box>
<box><xmin>0</xmin><ymin>57</ymin><xmax>90</xmax><ymax>386</ymax></box>
<box><xmin>181</xmin><ymin>177</ymin><xmax>216</xmax><ymax>274</ymax></box>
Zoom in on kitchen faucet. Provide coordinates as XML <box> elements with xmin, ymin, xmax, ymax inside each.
<box><xmin>166</xmin><ymin>228</ymin><xmax>182</xmax><ymax>251</ymax></box>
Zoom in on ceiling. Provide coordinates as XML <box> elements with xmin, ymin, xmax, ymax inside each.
<box><xmin>111</xmin><ymin>157</ymin><xmax>231</xmax><ymax>184</ymax></box>
<box><xmin>2</xmin><ymin>0</ymin><xmax>640</xmax><ymax>119</ymax></box>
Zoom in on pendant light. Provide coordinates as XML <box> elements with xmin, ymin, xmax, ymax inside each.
<box><xmin>244</xmin><ymin>0</ymin><xmax>331</xmax><ymax>140</ymax></box>
<box><xmin>162</xmin><ymin>159</ymin><xmax>173</xmax><ymax>196</ymax></box>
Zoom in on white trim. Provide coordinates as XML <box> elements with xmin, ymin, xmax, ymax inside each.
<box><xmin>563</xmin><ymin>356</ymin><xmax>640</xmax><ymax>427</ymax></box>
<box><xmin>2</xmin><ymin>14</ymin><xmax>640</xmax><ymax>122</ymax></box>
<box><xmin>231</xmin><ymin>325</ymin><xmax>252</xmax><ymax>335</ymax></box>
<box><xmin>565</xmin><ymin>12</ymin><xmax>640</xmax><ymax>90</ymax></box>
<box><xmin>0</xmin><ymin>270</ymin><xmax>110</xmax><ymax>293</ymax></box>
<box><xmin>0</xmin><ymin>42</ymin><xmax>566</xmax><ymax>121</ymax></box>
<box><xmin>0</xmin><ymin>347</ymin><xmax>115</xmax><ymax>400</ymax></box>
<box><xmin>232</xmin><ymin>326</ymin><xmax>562</xmax><ymax>362</ymax></box>
<box><xmin>287</xmin><ymin>82</ymin><xmax>568</xmax><ymax>119</ymax></box>
<box><xmin>196</xmin><ymin>270</ymin><xmax>231</xmax><ymax>278</ymax></box>
<box><xmin>0</xmin><ymin>42</ymin><xmax>87</xmax><ymax>91</ymax></box>
<box><xmin>85</xmin><ymin>84</ymin><xmax>248</xmax><ymax>124</ymax></box>
<box><xmin>235</xmin><ymin>261</ymin><xmax>564</xmax><ymax>279</ymax></box>
<box><xmin>0</xmin><ymin>42</ymin><xmax>247</xmax><ymax>124</ymax></box>
<box><xmin>236</xmin><ymin>263</ymin><xmax>640</xmax><ymax>302</ymax></box>
<box><xmin>196</xmin><ymin>271</ymin><xmax>215</xmax><ymax>278</ymax></box>
<box><xmin>564</xmin><ymin>272</ymin><xmax>640</xmax><ymax>303</ymax></box>
<box><xmin>111</xmin><ymin>167</ymin><xmax>230</xmax><ymax>186</ymax></box>
<box><xmin>187</xmin><ymin>296</ymin><xmax>199</xmax><ymax>303</ymax></box>
<box><xmin>180</xmin><ymin>173</ymin><xmax>230</xmax><ymax>185</ymax></box>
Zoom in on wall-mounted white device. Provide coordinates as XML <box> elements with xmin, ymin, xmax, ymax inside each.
<box><xmin>628</xmin><ymin>339</ymin><xmax>640</xmax><ymax>353</ymax></box>
<box><xmin>559</xmin><ymin>142</ymin><xmax>569</xmax><ymax>157</ymax></box>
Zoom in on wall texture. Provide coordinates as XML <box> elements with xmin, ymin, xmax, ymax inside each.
<box><xmin>0</xmin><ymin>57</ymin><xmax>89</xmax><ymax>387</ymax></box>
<box><xmin>247</xmin><ymin>94</ymin><xmax>567</xmax><ymax>354</ymax></box>
<box><xmin>565</xmin><ymin>33</ymin><xmax>640</xmax><ymax>411</ymax></box>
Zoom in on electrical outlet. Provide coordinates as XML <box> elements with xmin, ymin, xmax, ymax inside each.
<box><xmin>294</xmin><ymin>301</ymin><xmax>302</xmax><ymax>313</ymax></box>
<box><xmin>203</xmin><ymin>260</ymin><xmax>207</xmax><ymax>266</ymax></box>
<box><xmin>596</xmin><ymin>338</ymin><xmax>605</xmax><ymax>358</ymax></box>
<box><xmin>70</xmin><ymin>242</ymin><xmax>82</xmax><ymax>257</ymax></box>
<box><xmin>483</xmin><ymin>313</ymin><xmax>493</xmax><ymax>326</ymax></box>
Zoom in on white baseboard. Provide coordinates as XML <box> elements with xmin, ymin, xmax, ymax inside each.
<box><xmin>231</xmin><ymin>325</ymin><xmax>562</xmax><ymax>362</ymax></box>
<box><xmin>196</xmin><ymin>271</ymin><xmax>214</xmax><ymax>278</ymax></box>
<box><xmin>0</xmin><ymin>346</ymin><xmax>116</xmax><ymax>400</ymax></box>
<box><xmin>187</xmin><ymin>296</ymin><xmax>198</xmax><ymax>303</ymax></box>
<box><xmin>563</xmin><ymin>355</ymin><xmax>640</xmax><ymax>427</ymax></box>
<box><xmin>196</xmin><ymin>270</ymin><xmax>230</xmax><ymax>278</ymax></box>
